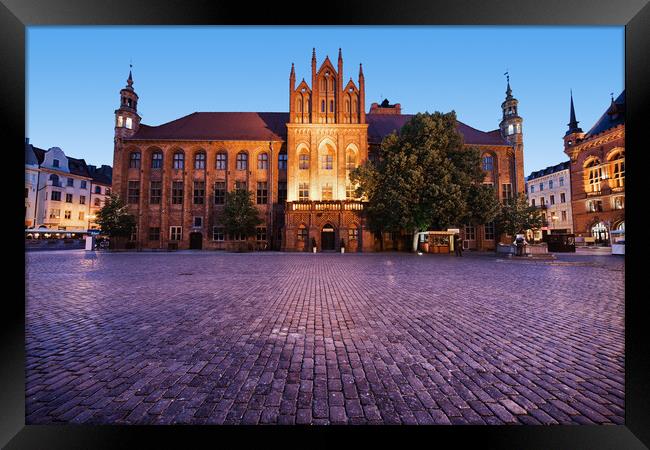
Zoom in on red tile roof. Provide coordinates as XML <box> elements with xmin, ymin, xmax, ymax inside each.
<box><xmin>127</xmin><ymin>112</ymin><xmax>511</xmax><ymax>147</ymax></box>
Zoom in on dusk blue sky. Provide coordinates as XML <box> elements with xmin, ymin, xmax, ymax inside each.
<box><xmin>27</xmin><ymin>26</ymin><xmax>623</xmax><ymax>174</ymax></box>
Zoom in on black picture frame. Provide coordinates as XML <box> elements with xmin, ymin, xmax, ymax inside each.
<box><xmin>4</xmin><ymin>0</ymin><xmax>648</xmax><ymax>447</ymax></box>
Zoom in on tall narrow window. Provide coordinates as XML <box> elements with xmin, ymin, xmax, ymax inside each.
<box><xmin>173</xmin><ymin>152</ymin><xmax>184</xmax><ymax>169</ymax></box>
<box><xmin>214</xmin><ymin>181</ymin><xmax>226</xmax><ymax>205</ymax></box>
<box><xmin>171</xmin><ymin>181</ymin><xmax>184</xmax><ymax>204</ymax></box>
<box><xmin>278</xmin><ymin>153</ymin><xmax>287</xmax><ymax>170</ymax></box>
<box><xmin>150</xmin><ymin>181</ymin><xmax>161</xmax><ymax>204</ymax></box>
<box><xmin>194</xmin><ymin>153</ymin><xmax>206</xmax><ymax>170</ymax></box>
<box><xmin>278</xmin><ymin>182</ymin><xmax>287</xmax><ymax>203</ymax></box>
<box><xmin>127</xmin><ymin>181</ymin><xmax>140</xmax><ymax>204</ymax></box>
<box><xmin>129</xmin><ymin>152</ymin><xmax>141</xmax><ymax>168</ymax></box>
<box><xmin>257</xmin><ymin>152</ymin><xmax>269</xmax><ymax>170</ymax></box>
<box><xmin>256</xmin><ymin>182</ymin><xmax>268</xmax><ymax>204</ymax></box>
<box><xmin>501</xmin><ymin>183</ymin><xmax>512</xmax><ymax>203</ymax></box>
<box><xmin>193</xmin><ymin>181</ymin><xmax>205</xmax><ymax>204</ymax></box>
<box><xmin>216</xmin><ymin>152</ymin><xmax>227</xmax><ymax>170</ymax></box>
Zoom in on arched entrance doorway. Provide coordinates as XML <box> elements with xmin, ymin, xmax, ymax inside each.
<box><xmin>591</xmin><ymin>222</ymin><xmax>609</xmax><ymax>245</ymax></box>
<box><xmin>189</xmin><ymin>232</ymin><xmax>203</xmax><ymax>250</ymax></box>
<box><xmin>321</xmin><ymin>224</ymin><xmax>335</xmax><ymax>251</ymax></box>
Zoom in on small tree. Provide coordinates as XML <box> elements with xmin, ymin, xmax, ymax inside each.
<box><xmin>495</xmin><ymin>193</ymin><xmax>544</xmax><ymax>239</ymax></box>
<box><xmin>95</xmin><ymin>193</ymin><xmax>136</xmax><ymax>249</ymax></box>
<box><xmin>220</xmin><ymin>190</ymin><xmax>262</xmax><ymax>250</ymax></box>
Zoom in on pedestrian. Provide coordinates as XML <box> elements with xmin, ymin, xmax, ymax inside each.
<box><xmin>454</xmin><ymin>234</ymin><xmax>463</xmax><ymax>257</ymax></box>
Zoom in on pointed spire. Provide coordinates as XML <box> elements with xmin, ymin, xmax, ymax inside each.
<box><xmin>127</xmin><ymin>62</ymin><xmax>133</xmax><ymax>87</ymax></box>
<box><xmin>566</xmin><ymin>89</ymin><xmax>583</xmax><ymax>135</ymax></box>
<box><xmin>504</xmin><ymin>71</ymin><xmax>512</xmax><ymax>100</ymax></box>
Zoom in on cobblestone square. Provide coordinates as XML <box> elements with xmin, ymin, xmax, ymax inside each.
<box><xmin>25</xmin><ymin>250</ymin><xmax>624</xmax><ymax>425</ymax></box>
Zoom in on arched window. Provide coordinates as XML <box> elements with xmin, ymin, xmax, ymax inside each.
<box><xmin>216</xmin><ymin>152</ymin><xmax>227</xmax><ymax>170</ymax></box>
<box><xmin>610</xmin><ymin>150</ymin><xmax>625</xmax><ymax>188</ymax></box>
<box><xmin>151</xmin><ymin>151</ymin><xmax>163</xmax><ymax>169</ymax></box>
<box><xmin>278</xmin><ymin>152</ymin><xmax>287</xmax><ymax>170</ymax></box>
<box><xmin>236</xmin><ymin>152</ymin><xmax>248</xmax><ymax>170</ymax></box>
<box><xmin>482</xmin><ymin>154</ymin><xmax>494</xmax><ymax>172</ymax></box>
<box><xmin>257</xmin><ymin>152</ymin><xmax>269</xmax><ymax>170</ymax></box>
<box><xmin>585</xmin><ymin>158</ymin><xmax>602</xmax><ymax>193</ymax></box>
<box><xmin>173</xmin><ymin>152</ymin><xmax>184</xmax><ymax>169</ymax></box>
<box><xmin>194</xmin><ymin>152</ymin><xmax>206</xmax><ymax>170</ymax></box>
<box><xmin>129</xmin><ymin>152</ymin><xmax>141</xmax><ymax>169</ymax></box>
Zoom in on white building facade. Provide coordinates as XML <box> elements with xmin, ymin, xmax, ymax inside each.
<box><xmin>525</xmin><ymin>161</ymin><xmax>573</xmax><ymax>240</ymax></box>
<box><xmin>25</xmin><ymin>141</ymin><xmax>112</xmax><ymax>234</ymax></box>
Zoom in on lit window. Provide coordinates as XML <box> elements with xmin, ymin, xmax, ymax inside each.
<box><xmin>299</xmin><ymin>153</ymin><xmax>309</xmax><ymax>170</ymax></box>
<box><xmin>322</xmin><ymin>183</ymin><xmax>333</xmax><ymax>200</ymax></box>
<box><xmin>321</xmin><ymin>154</ymin><xmax>333</xmax><ymax>170</ymax></box>
<box><xmin>298</xmin><ymin>183</ymin><xmax>309</xmax><ymax>201</ymax></box>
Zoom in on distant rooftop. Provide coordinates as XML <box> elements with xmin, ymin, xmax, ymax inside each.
<box><xmin>526</xmin><ymin>161</ymin><xmax>570</xmax><ymax>181</ymax></box>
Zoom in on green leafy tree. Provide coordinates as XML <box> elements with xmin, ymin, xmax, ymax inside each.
<box><xmin>495</xmin><ymin>193</ymin><xmax>544</xmax><ymax>238</ymax></box>
<box><xmin>350</xmin><ymin>111</ymin><xmax>498</xmax><ymax>250</ymax></box>
<box><xmin>95</xmin><ymin>193</ymin><xmax>136</xmax><ymax>244</ymax></box>
<box><xmin>220</xmin><ymin>189</ymin><xmax>263</xmax><ymax>242</ymax></box>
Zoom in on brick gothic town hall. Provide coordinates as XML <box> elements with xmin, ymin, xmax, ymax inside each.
<box><xmin>112</xmin><ymin>49</ymin><xmax>525</xmax><ymax>251</ymax></box>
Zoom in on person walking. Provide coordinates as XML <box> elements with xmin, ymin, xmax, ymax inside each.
<box><xmin>454</xmin><ymin>234</ymin><xmax>463</xmax><ymax>257</ymax></box>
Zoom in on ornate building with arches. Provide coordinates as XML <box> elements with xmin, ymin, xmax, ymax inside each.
<box><xmin>563</xmin><ymin>91</ymin><xmax>625</xmax><ymax>244</ymax></box>
<box><xmin>111</xmin><ymin>50</ymin><xmax>524</xmax><ymax>251</ymax></box>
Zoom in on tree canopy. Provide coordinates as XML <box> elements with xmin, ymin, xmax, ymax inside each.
<box><xmin>220</xmin><ymin>189</ymin><xmax>263</xmax><ymax>238</ymax></box>
<box><xmin>350</xmin><ymin>111</ymin><xmax>500</xmax><ymax>237</ymax></box>
<box><xmin>495</xmin><ymin>192</ymin><xmax>544</xmax><ymax>237</ymax></box>
<box><xmin>95</xmin><ymin>193</ymin><xmax>136</xmax><ymax>238</ymax></box>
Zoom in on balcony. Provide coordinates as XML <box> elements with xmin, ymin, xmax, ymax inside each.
<box><xmin>287</xmin><ymin>200</ymin><xmax>366</xmax><ymax>212</ymax></box>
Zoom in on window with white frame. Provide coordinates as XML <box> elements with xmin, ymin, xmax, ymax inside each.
<box><xmin>170</xmin><ymin>226</ymin><xmax>182</xmax><ymax>241</ymax></box>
